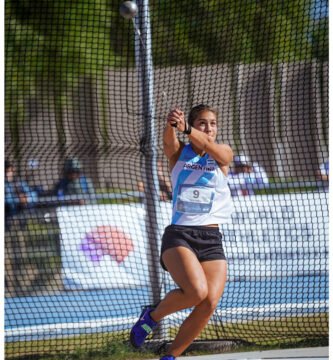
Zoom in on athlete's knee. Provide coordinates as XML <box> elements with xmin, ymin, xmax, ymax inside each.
<box><xmin>199</xmin><ymin>295</ymin><xmax>220</xmax><ymax>316</ymax></box>
<box><xmin>185</xmin><ymin>282</ymin><xmax>208</xmax><ymax>306</ymax></box>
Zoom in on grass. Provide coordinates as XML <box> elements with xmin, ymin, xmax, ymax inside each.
<box><xmin>198</xmin><ymin>313</ymin><xmax>328</xmax><ymax>345</ymax></box>
<box><xmin>5</xmin><ymin>332</ymin><xmax>155</xmax><ymax>360</ymax></box>
<box><xmin>5</xmin><ymin>313</ymin><xmax>328</xmax><ymax>359</ymax></box>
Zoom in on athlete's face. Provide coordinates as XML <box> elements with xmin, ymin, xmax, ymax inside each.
<box><xmin>192</xmin><ymin>110</ymin><xmax>218</xmax><ymax>141</ymax></box>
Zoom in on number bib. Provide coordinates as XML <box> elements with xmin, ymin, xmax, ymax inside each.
<box><xmin>176</xmin><ymin>185</ymin><xmax>215</xmax><ymax>214</ymax></box>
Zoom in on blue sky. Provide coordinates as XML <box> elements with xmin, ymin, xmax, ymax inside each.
<box><xmin>311</xmin><ymin>0</ymin><xmax>328</xmax><ymax>19</ymax></box>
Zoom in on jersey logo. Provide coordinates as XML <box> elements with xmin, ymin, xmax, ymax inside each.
<box><xmin>183</xmin><ymin>162</ymin><xmax>216</xmax><ymax>172</ymax></box>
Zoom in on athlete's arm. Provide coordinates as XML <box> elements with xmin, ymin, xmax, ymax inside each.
<box><xmin>188</xmin><ymin>129</ymin><xmax>233</xmax><ymax>168</ymax></box>
<box><xmin>163</xmin><ymin>109</ymin><xmax>185</xmax><ymax>170</ymax></box>
<box><xmin>166</xmin><ymin>108</ymin><xmax>233</xmax><ymax>169</ymax></box>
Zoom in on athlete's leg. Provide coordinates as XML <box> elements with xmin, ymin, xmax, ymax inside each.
<box><xmin>130</xmin><ymin>246</ymin><xmax>205</xmax><ymax>348</ymax></box>
<box><xmin>165</xmin><ymin>259</ymin><xmax>227</xmax><ymax>357</ymax></box>
<box><xmin>150</xmin><ymin>246</ymin><xmax>209</xmax><ymax>322</ymax></box>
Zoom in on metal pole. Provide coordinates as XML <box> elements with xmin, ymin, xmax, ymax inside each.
<box><xmin>134</xmin><ymin>0</ymin><xmax>165</xmax><ymax>334</ymax></box>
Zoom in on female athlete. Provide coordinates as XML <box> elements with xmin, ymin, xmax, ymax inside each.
<box><xmin>130</xmin><ymin>104</ymin><xmax>234</xmax><ymax>360</ymax></box>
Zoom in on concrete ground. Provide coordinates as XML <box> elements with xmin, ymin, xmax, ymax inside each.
<box><xmin>151</xmin><ymin>347</ymin><xmax>329</xmax><ymax>360</ymax></box>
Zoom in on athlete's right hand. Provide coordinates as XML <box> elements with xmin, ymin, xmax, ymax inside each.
<box><xmin>167</xmin><ymin>109</ymin><xmax>185</xmax><ymax>132</ymax></box>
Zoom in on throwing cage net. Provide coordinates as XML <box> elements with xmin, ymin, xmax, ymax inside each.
<box><xmin>5</xmin><ymin>0</ymin><xmax>328</xmax><ymax>357</ymax></box>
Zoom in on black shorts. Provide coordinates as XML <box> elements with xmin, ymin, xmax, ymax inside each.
<box><xmin>160</xmin><ymin>224</ymin><xmax>227</xmax><ymax>271</ymax></box>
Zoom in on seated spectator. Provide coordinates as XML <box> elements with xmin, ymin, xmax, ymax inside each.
<box><xmin>54</xmin><ymin>158</ymin><xmax>95</xmax><ymax>203</ymax></box>
<box><xmin>253</xmin><ymin>161</ymin><xmax>270</xmax><ymax>187</ymax></box>
<box><xmin>316</xmin><ymin>160</ymin><xmax>329</xmax><ymax>182</ymax></box>
<box><xmin>5</xmin><ymin>160</ymin><xmax>38</xmax><ymax>220</ymax></box>
<box><xmin>228</xmin><ymin>154</ymin><xmax>269</xmax><ymax>196</ymax></box>
<box><xmin>26</xmin><ymin>158</ymin><xmax>45</xmax><ymax>196</ymax></box>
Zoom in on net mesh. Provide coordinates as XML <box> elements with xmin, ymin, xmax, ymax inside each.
<box><xmin>5</xmin><ymin>0</ymin><xmax>328</xmax><ymax>357</ymax></box>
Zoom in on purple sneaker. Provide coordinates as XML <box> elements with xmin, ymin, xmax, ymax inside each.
<box><xmin>130</xmin><ymin>306</ymin><xmax>158</xmax><ymax>348</ymax></box>
<box><xmin>160</xmin><ymin>356</ymin><xmax>176</xmax><ymax>360</ymax></box>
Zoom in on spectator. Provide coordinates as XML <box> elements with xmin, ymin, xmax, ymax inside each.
<box><xmin>26</xmin><ymin>158</ymin><xmax>45</xmax><ymax>196</ymax></box>
<box><xmin>316</xmin><ymin>160</ymin><xmax>329</xmax><ymax>182</ymax></box>
<box><xmin>54</xmin><ymin>158</ymin><xmax>95</xmax><ymax>203</ymax></box>
<box><xmin>228</xmin><ymin>154</ymin><xmax>269</xmax><ymax>196</ymax></box>
<box><xmin>5</xmin><ymin>160</ymin><xmax>38</xmax><ymax>221</ymax></box>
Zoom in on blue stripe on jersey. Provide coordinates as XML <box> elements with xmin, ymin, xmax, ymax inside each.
<box><xmin>172</xmin><ymin>146</ymin><xmax>197</xmax><ymax>205</ymax></box>
<box><xmin>172</xmin><ymin>208</ymin><xmax>184</xmax><ymax>224</ymax></box>
<box><xmin>171</xmin><ymin>144</ymin><xmax>233</xmax><ymax>225</ymax></box>
<box><xmin>178</xmin><ymin>146</ymin><xmax>194</xmax><ymax>161</ymax></box>
<box><xmin>172</xmin><ymin>170</ymin><xmax>215</xmax><ymax>224</ymax></box>
<box><xmin>193</xmin><ymin>171</ymin><xmax>214</xmax><ymax>186</ymax></box>
<box><xmin>172</xmin><ymin>147</ymin><xmax>216</xmax><ymax>223</ymax></box>
<box><xmin>172</xmin><ymin>169</ymin><xmax>192</xmax><ymax>208</ymax></box>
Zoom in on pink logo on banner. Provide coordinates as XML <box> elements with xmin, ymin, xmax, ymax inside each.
<box><xmin>80</xmin><ymin>226</ymin><xmax>134</xmax><ymax>264</ymax></box>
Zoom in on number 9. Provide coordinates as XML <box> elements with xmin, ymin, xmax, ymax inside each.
<box><xmin>193</xmin><ymin>190</ymin><xmax>199</xmax><ymax>198</ymax></box>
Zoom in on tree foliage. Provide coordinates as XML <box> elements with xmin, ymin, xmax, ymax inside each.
<box><xmin>150</xmin><ymin>0</ymin><xmax>322</xmax><ymax>65</ymax></box>
<box><xmin>5</xmin><ymin>0</ymin><xmax>328</xmax><ymax>126</ymax></box>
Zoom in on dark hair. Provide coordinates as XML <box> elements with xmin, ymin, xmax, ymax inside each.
<box><xmin>187</xmin><ymin>104</ymin><xmax>218</xmax><ymax>126</ymax></box>
<box><xmin>63</xmin><ymin>157</ymin><xmax>82</xmax><ymax>174</ymax></box>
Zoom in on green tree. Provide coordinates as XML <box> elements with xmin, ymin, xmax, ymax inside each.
<box><xmin>150</xmin><ymin>0</ymin><xmax>315</xmax><ymax>65</ymax></box>
<box><xmin>6</xmin><ymin>0</ymin><xmax>327</xmax><ymax>154</ymax></box>
<box><xmin>6</xmin><ymin>0</ymin><xmax>132</xmax><ymax>154</ymax></box>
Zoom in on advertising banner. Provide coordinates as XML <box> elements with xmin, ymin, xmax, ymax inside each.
<box><xmin>57</xmin><ymin>192</ymin><xmax>328</xmax><ymax>289</ymax></box>
<box><xmin>222</xmin><ymin>192</ymin><xmax>329</xmax><ymax>280</ymax></box>
<box><xmin>57</xmin><ymin>204</ymin><xmax>150</xmax><ymax>289</ymax></box>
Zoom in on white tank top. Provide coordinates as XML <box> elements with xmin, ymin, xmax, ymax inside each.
<box><xmin>170</xmin><ymin>144</ymin><xmax>234</xmax><ymax>225</ymax></box>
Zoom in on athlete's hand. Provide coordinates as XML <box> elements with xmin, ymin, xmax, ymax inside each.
<box><xmin>167</xmin><ymin>109</ymin><xmax>186</xmax><ymax>132</ymax></box>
